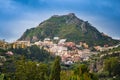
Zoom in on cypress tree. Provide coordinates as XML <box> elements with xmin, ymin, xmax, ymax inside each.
<box><xmin>50</xmin><ymin>56</ymin><xmax>61</xmax><ymax>80</ymax></box>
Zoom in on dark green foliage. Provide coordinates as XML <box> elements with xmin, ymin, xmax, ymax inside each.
<box><xmin>15</xmin><ymin>59</ymin><xmax>48</xmax><ymax>80</ymax></box>
<box><xmin>94</xmin><ymin>45</ymin><xmax>120</xmax><ymax>80</ymax></box>
<box><xmin>10</xmin><ymin>45</ymin><xmax>54</xmax><ymax>62</ymax></box>
<box><xmin>0</xmin><ymin>48</ymin><xmax>6</xmax><ymax>53</ymax></box>
<box><xmin>0</xmin><ymin>45</ymin><xmax>54</xmax><ymax>80</ymax></box>
<box><xmin>104</xmin><ymin>57</ymin><xmax>120</xmax><ymax>77</ymax></box>
<box><xmin>1</xmin><ymin>52</ymin><xmax>100</xmax><ymax>80</ymax></box>
<box><xmin>0</xmin><ymin>74</ymin><xmax>4</xmax><ymax>80</ymax></box>
<box><xmin>74</xmin><ymin>64</ymin><xmax>98</xmax><ymax>80</ymax></box>
<box><xmin>1</xmin><ymin>56</ymin><xmax>16</xmax><ymax>80</ymax></box>
<box><xmin>89</xmin><ymin>73</ymin><xmax>99</xmax><ymax>80</ymax></box>
<box><xmin>74</xmin><ymin>64</ymin><xmax>89</xmax><ymax>76</ymax></box>
<box><xmin>50</xmin><ymin>56</ymin><xmax>61</xmax><ymax>80</ymax></box>
<box><xmin>19</xmin><ymin>13</ymin><xmax>119</xmax><ymax>46</ymax></box>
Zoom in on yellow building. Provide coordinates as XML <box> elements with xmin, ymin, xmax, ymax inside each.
<box><xmin>12</xmin><ymin>41</ymin><xmax>30</xmax><ymax>49</ymax></box>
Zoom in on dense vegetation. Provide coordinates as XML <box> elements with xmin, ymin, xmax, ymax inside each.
<box><xmin>90</xmin><ymin>46</ymin><xmax>120</xmax><ymax>80</ymax></box>
<box><xmin>0</xmin><ymin>56</ymin><xmax>98</xmax><ymax>80</ymax></box>
<box><xmin>19</xmin><ymin>13</ymin><xmax>119</xmax><ymax>46</ymax></box>
<box><xmin>0</xmin><ymin>45</ymin><xmax>54</xmax><ymax>80</ymax></box>
<box><xmin>0</xmin><ymin>45</ymin><xmax>98</xmax><ymax>80</ymax></box>
<box><xmin>1</xmin><ymin>45</ymin><xmax>120</xmax><ymax>80</ymax></box>
<box><xmin>9</xmin><ymin>45</ymin><xmax>54</xmax><ymax>62</ymax></box>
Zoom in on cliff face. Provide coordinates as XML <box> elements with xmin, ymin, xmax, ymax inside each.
<box><xmin>18</xmin><ymin>13</ymin><xmax>119</xmax><ymax>46</ymax></box>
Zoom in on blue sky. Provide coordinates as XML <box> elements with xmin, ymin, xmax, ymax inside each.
<box><xmin>0</xmin><ymin>0</ymin><xmax>120</xmax><ymax>42</ymax></box>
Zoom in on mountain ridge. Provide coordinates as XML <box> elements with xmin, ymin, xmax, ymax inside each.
<box><xmin>18</xmin><ymin>13</ymin><xmax>119</xmax><ymax>46</ymax></box>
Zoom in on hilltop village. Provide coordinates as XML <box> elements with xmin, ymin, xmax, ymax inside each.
<box><xmin>1</xmin><ymin>37</ymin><xmax>119</xmax><ymax>64</ymax></box>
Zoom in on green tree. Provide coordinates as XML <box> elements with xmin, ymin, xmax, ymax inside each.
<box><xmin>83</xmin><ymin>72</ymin><xmax>91</xmax><ymax>80</ymax></box>
<box><xmin>104</xmin><ymin>57</ymin><xmax>120</xmax><ymax>77</ymax></box>
<box><xmin>74</xmin><ymin>64</ymin><xmax>89</xmax><ymax>77</ymax></box>
<box><xmin>11</xmin><ymin>45</ymin><xmax>53</xmax><ymax>62</ymax></box>
<box><xmin>50</xmin><ymin>56</ymin><xmax>61</xmax><ymax>80</ymax></box>
<box><xmin>0</xmin><ymin>56</ymin><xmax>6</xmax><ymax>63</ymax></box>
<box><xmin>0</xmin><ymin>74</ymin><xmax>4</xmax><ymax>80</ymax></box>
<box><xmin>15</xmin><ymin>58</ymin><xmax>48</xmax><ymax>80</ymax></box>
<box><xmin>74</xmin><ymin>64</ymin><xmax>98</xmax><ymax>80</ymax></box>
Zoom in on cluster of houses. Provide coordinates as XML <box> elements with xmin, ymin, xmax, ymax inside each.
<box><xmin>22</xmin><ymin>37</ymin><xmax>93</xmax><ymax>64</ymax></box>
<box><xmin>1</xmin><ymin>37</ymin><xmax>119</xmax><ymax>64</ymax></box>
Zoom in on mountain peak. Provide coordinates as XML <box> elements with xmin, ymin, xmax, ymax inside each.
<box><xmin>51</xmin><ymin>13</ymin><xmax>76</xmax><ymax>18</ymax></box>
<box><xmin>51</xmin><ymin>15</ymin><xmax>59</xmax><ymax>18</ymax></box>
<box><xmin>68</xmin><ymin>13</ymin><xmax>76</xmax><ymax>17</ymax></box>
<box><xmin>19</xmin><ymin>13</ymin><xmax>119</xmax><ymax>46</ymax></box>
